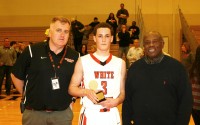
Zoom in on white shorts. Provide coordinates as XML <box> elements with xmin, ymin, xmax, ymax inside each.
<box><xmin>78</xmin><ymin>106</ymin><xmax>121</xmax><ymax>125</ymax></box>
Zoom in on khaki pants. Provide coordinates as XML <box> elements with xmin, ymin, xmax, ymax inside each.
<box><xmin>22</xmin><ymin>107</ymin><xmax>73</xmax><ymax>125</ymax></box>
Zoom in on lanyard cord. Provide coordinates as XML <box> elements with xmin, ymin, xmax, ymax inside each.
<box><xmin>48</xmin><ymin>48</ymin><xmax>67</xmax><ymax>77</ymax></box>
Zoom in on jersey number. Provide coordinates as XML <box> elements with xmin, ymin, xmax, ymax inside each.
<box><xmin>101</xmin><ymin>81</ymin><xmax>107</xmax><ymax>94</ymax></box>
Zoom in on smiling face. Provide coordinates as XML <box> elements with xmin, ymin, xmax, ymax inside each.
<box><xmin>143</xmin><ymin>31</ymin><xmax>164</xmax><ymax>59</ymax></box>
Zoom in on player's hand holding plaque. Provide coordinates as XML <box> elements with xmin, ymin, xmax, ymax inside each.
<box><xmin>89</xmin><ymin>80</ymin><xmax>106</xmax><ymax>103</ymax></box>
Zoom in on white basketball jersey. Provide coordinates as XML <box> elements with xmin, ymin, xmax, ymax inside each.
<box><xmin>81</xmin><ymin>53</ymin><xmax>122</xmax><ymax>109</ymax></box>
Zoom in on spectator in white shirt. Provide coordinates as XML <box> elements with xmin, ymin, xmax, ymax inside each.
<box><xmin>127</xmin><ymin>39</ymin><xmax>143</xmax><ymax>67</ymax></box>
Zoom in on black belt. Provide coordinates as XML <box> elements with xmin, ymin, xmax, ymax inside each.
<box><xmin>25</xmin><ymin>106</ymin><xmax>55</xmax><ymax>112</ymax></box>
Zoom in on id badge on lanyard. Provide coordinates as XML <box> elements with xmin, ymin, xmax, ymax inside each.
<box><xmin>51</xmin><ymin>77</ymin><xmax>60</xmax><ymax>90</ymax></box>
<box><xmin>48</xmin><ymin>48</ymin><xmax>67</xmax><ymax>90</ymax></box>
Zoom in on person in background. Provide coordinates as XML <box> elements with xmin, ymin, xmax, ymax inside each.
<box><xmin>84</xmin><ymin>17</ymin><xmax>101</xmax><ymax>39</ymax></box>
<box><xmin>90</xmin><ymin>44</ymin><xmax>97</xmax><ymax>53</ymax></box>
<box><xmin>181</xmin><ymin>42</ymin><xmax>193</xmax><ymax>72</ymax></box>
<box><xmin>10</xmin><ymin>41</ymin><xmax>18</xmax><ymax>51</ymax></box>
<box><xmin>10</xmin><ymin>41</ymin><xmax>20</xmax><ymax>58</ymax></box>
<box><xmin>127</xmin><ymin>39</ymin><xmax>143</xmax><ymax>67</ymax></box>
<box><xmin>122</xmin><ymin>31</ymin><xmax>193</xmax><ymax>125</ymax></box>
<box><xmin>17</xmin><ymin>42</ymin><xmax>26</xmax><ymax>58</ymax></box>
<box><xmin>118</xmin><ymin>24</ymin><xmax>130</xmax><ymax>68</ymax></box>
<box><xmin>116</xmin><ymin>3</ymin><xmax>129</xmax><ymax>31</ymax></box>
<box><xmin>68</xmin><ymin>22</ymin><xmax>126</xmax><ymax>125</ymax></box>
<box><xmin>71</xmin><ymin>18</ymin><xmax>85</xmax><ymax>52</ymax></box>
<box><xmin>0</xmin><ymin>38</ymin><xmax>17</xmax><ymax>95</ymax></box>
<box><xmin>89</xmin><ymin>17</ymin><xmax>100</xmax><ymax>31</ymax></box>
<box><xmin>44</xmin><ymin>28</ymin><xmax>50</xmax><ymax>42</ymax></box>
<box><xmin>11</xmin><ymin>16</ymin><xmax>79</xmax><ymax>125</ymax></box>
<box><xmin>189</xmin><ymin>45</ymin><xmax>200</xmax><ymax>125</ymax></box>
<box><xmin>129</xmin><ymin>21</ymin><xmax>140</xmax><ymax>44</ymax></box>
<box><xmin>80</xmin><ymin>44</ymin><xmax>88</xmax><ymax>56</ymax></box>
<box><xmin>10</xmin><ymin>41</ymin><xmax>20</xmax><ymax>94</ymax></box>
<box><xmin>106</xmin><ymin>13</ymin><xmax>118</xmax><ymax>44</ymax></box>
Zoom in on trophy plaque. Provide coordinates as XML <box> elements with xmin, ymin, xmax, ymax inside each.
<box><xmin>96</xmin><ymin>91</ymin><xmax>106</xmax><ymax>103</ymax></box>
<box><xmin>89</xmin><ymin>80</ymin><xmax>106</xmax><ymax>103</ymax></box>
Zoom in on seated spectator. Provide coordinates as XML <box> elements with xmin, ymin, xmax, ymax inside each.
<box><xmin>80</xmin><ymin>44</ymin><xmax>88</xmax><ymax>56</ymax></box>
<box><xmin>127</xmin><ymin>39</ymin><xmax>143</xmax><ymax>67</ymax></box>
<box><xmin>89</xmin><ymin>17</ymin><xmax>100</xmax><ymax>29</ymax></box>
<box><xmin>129</xmin><ymin>21</ymin><xmax>140</xmax><ymax>44</ymax></box>
<box><xmin>88</xmin><ymin>17</ymin><xmax>100</xmax><ymax>35</ymax></box>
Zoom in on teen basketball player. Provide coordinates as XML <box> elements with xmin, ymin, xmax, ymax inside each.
<box><xmin>68</xmin><ymin>22</ymin><xmax>126</xmax><ymax>125</ymax></box>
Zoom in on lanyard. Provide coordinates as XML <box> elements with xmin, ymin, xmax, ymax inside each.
<box><xmin>48</xmin><ymin>48</ymin><xmax>67</xmax><ymax>77</ymax></box>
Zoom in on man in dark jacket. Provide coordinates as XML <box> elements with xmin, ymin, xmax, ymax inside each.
<box><xmin>122</xmin><ymin>31</ymin><xmax>193</xmax><ymax>125</ymax></box>
<box><xmin>129</xmin><ymin>21</ymin><xmax>140</xmax><ymax>44</ymax></box>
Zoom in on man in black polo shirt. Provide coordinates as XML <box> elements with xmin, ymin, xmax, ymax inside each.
<box><xmin>11</xmin><ymin>16</ymin><xmax>79</xmax><ymax>125</ymax></box>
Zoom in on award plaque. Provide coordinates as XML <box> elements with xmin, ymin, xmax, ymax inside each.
<box><xmin>96</xmin><ymin>91</ymin><xmax>106</xmax><ymax>103</ymax></box>
<box><xmin>89</xmin><ymin>80</ymin><xmax>106</xmax><ymax>103</ymax></box>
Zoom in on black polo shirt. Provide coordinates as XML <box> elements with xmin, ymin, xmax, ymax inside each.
<box><xmin>12</xmin><ymin>42</ymin><xmax>79</xmax><ymax>110</ymax></box>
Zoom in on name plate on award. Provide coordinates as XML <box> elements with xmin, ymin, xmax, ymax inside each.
<box><xmin>89</xmin><ymin>80</ymin><xmax>106</xmax><ymax>103</ymax></box>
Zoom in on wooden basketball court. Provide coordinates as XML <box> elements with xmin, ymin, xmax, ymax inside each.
<box><xmin>0</xmin><ymin>93</ymin><xmax>195</xmax><ymax>125</ymax></box>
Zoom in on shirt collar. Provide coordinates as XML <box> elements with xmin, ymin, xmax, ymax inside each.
<box><xmin>46</xmin><ymin>41</ymin><xmax>66</xmax><ymax>56</ymax></box>
<box><xmin>144</xmin><ymin>53</ymin><xmax>164</xmax><ymax>64</ymax></box>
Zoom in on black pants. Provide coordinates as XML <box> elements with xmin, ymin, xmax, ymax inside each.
<box><xmin>0</xmin><ymin>65</ymin><xmax>12</xmax><ymax>95</ymax></box>
<box><xmin>192</xmin><ymin>109</ymin><xmax>200</xmax><ymax>125</ymax></box>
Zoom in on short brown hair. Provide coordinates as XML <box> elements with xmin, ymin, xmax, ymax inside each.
<box><xmin>51</xmin><ymin>16</ymin><xmax>71</xmax><ymax>25</ymax></box>
<box><xmin>93</xmin><ymin>22</ymin><xmax>113</xmax><ymax>36</ymax></box>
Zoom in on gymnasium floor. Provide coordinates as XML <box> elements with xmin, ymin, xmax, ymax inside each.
<box><xmin>0</xmin><ymin>92</ymin><xmax>195</xmax><ymax>125</ymax></box>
